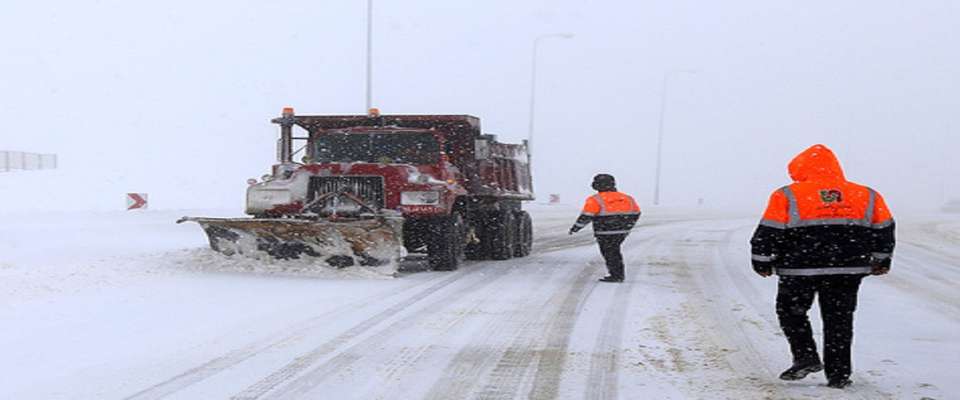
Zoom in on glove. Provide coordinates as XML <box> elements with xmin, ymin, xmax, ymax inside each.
<box><xmin>569</xmin><ymin>226</ymin><xmax>578</xmax><ymax>235</ymax></box>
<box><xmin>753</xmin><ymin>265</ymin><xmax>773</xmax><ymax>277</ymax></box>
<box><xmin>751</xmin><ymin>254</ymin><xmax>776</xmax><ymax>277</ymax></box>
<box><xmin>870</xmin><ymin>256</ymin><xmax>891</xmax><ymax>275</ymax></box>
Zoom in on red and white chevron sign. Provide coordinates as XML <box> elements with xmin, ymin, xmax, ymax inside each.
<box><xmin>126</xmin><ymin>193</ymin><xmax>148</xmax><ymax>210</ymax></box>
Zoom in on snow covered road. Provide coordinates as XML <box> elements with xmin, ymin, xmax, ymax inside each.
<box><xmin>1</xmin><ymin>207</ymin><xmax>958</xmax><ymax>399</ymax></box>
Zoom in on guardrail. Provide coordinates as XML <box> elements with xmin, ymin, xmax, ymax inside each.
<box><xmin>0</xmin><ymin>151</ymin><xmax>58</xmax><ymax>172</ymax></box>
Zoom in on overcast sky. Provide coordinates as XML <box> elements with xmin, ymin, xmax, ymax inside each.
<box><xmin>2</xmin><ymin>1</ymin><xmax>958</xmax><ymax>212</ymax></box>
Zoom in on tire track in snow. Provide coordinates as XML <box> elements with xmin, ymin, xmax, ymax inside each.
<box><xmin>614</xmin><ymin>231</ymin><xmax>707</xmax><ymax>394</ymax></box>
<box><xmin>122</xmin><ymin>272</ymin><xmax>454</xmax><ymax>400</ymax></box>
<box><xmin>421</xmin><ymin>228</ymin><xmax>664</xmax><ymax>400</ymax></box>
<box><xmin>271</xmin><ymin>259</ymin><xmax>576</xmax><ymax>400</ymax></box>
<box><xmin>238</xmin><ymin>259</ymin><xmax>530</xmax><ymax>400</ymax></box>
<box><xmin>556</xmin><ymin>230</ymin><xmax>663</xmax><ymax>400</ymax></box>
<box><xmin>526</xmin><ymin>219</ymin><xmax>687</xmax><ymax>400</ymax></box>
<box><xmin>470</xmin><ymin>265</ymin><xmax>595</xmax><ymax>400</ymax></box>
<box><xmin>526</xmin><ymin>268</ymin><xmax>597</xmax><ymax>400</ymax></box>
<box><xmin>582</xmin><ymin>269</ymin><xmax>633</xmax><ymax>400</ymax></box>
<box><xmin>673</xmin><ymin>223</ymin><xmax>790</xmax><ymax>399</ymax></box>
<box><xmin>417</xmin><ymin>263</ymin><xmax>583</xmax><ymax>400</ymax></box>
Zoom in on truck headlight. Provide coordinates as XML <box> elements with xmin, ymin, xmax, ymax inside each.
<box><xmin>247</xmin><ymin>188</ymin><xmax>293</xmax><ymax>211</ymax></box>
<box><xmin>401</xmin><ymin>191</ymin><xmax>440</xmax><ymax>205</ymax></box>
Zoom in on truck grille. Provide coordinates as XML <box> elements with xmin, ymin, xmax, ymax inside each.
<box><xmin>308</xmin><ymin>176</ymin><xmax>385</xmax><ymax>209</ymax></box>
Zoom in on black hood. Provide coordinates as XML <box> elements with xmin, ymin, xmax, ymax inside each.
<box><xmin>592</xmin><ymin>174</ymin><xmax>616</xmax><ymax>192</ymax></box>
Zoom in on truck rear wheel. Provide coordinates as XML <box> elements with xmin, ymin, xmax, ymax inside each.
<box><xmin>514</xmin><ymin>211</ymin><xmax>533</xmax><ymax>257</ymax></box>
<box><xmin>428</xmin><ymin>214</ymin><xmax>465</xmax><ymax>271</ymax></box>
<box><xmin>490</xmin><ymin>210</ymin><xmax>517</xmax><ymax>260</ymax></box>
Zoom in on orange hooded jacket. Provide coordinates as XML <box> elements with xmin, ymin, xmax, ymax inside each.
<box><xmin>751</xmin><ymin>144</ymin><xmax>895</xmax><ymax>276</ymax></box>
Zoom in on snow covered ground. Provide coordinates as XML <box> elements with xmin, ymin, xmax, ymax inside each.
<box><xmin>1</xmin><ymin>204</ymin><xmax>958</xmax><ymax>399</ymax></box>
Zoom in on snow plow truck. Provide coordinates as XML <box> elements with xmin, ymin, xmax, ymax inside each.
<box><xmin>179</xmin><ymin>108</ymin><xmax>534</xmax><ymax>271</ymax></box>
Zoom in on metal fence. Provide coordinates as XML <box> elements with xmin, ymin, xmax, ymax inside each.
<box><xmin>0</xmin><ymin>151</ymin><xmax>58</xmax><ymax>172</ymax></box>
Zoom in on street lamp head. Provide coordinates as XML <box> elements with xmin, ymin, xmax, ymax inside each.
<box><xmin>537</xmin><ymin>33</ymin><xmax>575</xmax><ymax>41</ymax></box>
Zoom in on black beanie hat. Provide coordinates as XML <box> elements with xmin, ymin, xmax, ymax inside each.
<box><xmin>592</xmin><ymin>174</ymin><xmax>616</xmax><ymax>191</ymax></box>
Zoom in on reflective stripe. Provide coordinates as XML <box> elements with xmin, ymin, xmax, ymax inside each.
<box><xmin>864</xmin><ymin>188</ymin><xmax>876</xmax><ymax>225</ymax></box>
<box><xmin>782</xmin><ymin>186</ymin><xmax>801</xmax><ymax>226</ymax></box>
<box><xmin>789</xmin><ymin>218</ymin><xmax>872</xmax><ymax>228</ymax></box>
<box><xmin>573</xmin><ymin>222</ymin><xmax>588</xmax><ymax>228</ymax></box>
<box><xmin>598</xmin><ymin>211</ymin><xmax>642</xmax><ymax>216</ymax></box>
<box><xmin>593</xmin><ymin>194</ymin><xmax>607</xmax><ymax>214</ymax></box>
<box><xmin>872</xmin><ymin>219</ymin><xmax>894</xmax><ymax>229</ymax></box>
<box><xmin>752</xmin><ymin>254</ymin><xmax>776</xmax><ymax>262</ymax></box>
<box><xmin>871</xmin><ymin>252</ymin><xmax>892</xmax><ymax>260</ymax></box>
<box><xmin>595</xmin><ymin>230</ymin><xmax>632</xmax><ymax>235</ymax></box>
<box><xmin>775</xmin><ymin>266</ymin><xmax>873</xmax><ymax>276</ymax></box>
<box><xmin>759</xmin><ymin>218</ymin><xmax>787</xmax><ymax>229</ymax></box>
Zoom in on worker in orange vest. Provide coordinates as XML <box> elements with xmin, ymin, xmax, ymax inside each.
<box><xmin>751</xmin><ymin>144</ymin><xmax>895</xmax><ymax>389</ymax></box>
<box><xmin>569</xmin><ymin>174</ymin><xmax>642</xmax><ymax>282</ymax></box>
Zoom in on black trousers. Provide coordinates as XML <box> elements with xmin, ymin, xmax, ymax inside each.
<box><xmin>776</xmin><ymin>274</ymin><xmax>864</xmax><ymax>381</ymax></box>
<box><xmin>596</xmin><ymin>234</ymin><xmax>627</xmax><ymax>279</ymax></box>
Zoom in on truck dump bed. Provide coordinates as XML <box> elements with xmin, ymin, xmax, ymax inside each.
<box><xmin>288</xmin><ymin>114</ymin><xmax>533</xmax><ymax>201</ymax></box>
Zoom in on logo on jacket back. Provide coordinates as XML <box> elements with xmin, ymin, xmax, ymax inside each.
<box><xmin>820</xmin><ymin>189</ymin><xmax>842</xmax><ymax>203</ymax></box>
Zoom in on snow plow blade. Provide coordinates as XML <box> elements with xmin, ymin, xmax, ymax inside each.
<box><xmin>176</xmin><ymin>216</ymin><xmax>404</xmax><ymax>268</ymax></box>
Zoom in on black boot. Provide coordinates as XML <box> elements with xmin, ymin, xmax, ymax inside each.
<box><xmin>598</xmin><ymin>276</ymin><xmax>623</xmax><ymax>283</ymax></box>
<box><xmin>827</xmin><ymin>378</ymin><xmax>852</xmax><ymax>389</ymax></box>
<box><xmin>778</xmin><ymin>360</ymin><xmax>823</xmax><ymax>380</ymax></box>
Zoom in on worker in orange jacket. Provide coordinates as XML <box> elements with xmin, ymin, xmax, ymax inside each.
<box><xmin>569</xmin><ymin>174</ymin><xmax>641</xmax><ymax>282</ymax></box>
<box><xmin>751</xmin><ymin>144</ymin><xmax>895</xmax><ymax>389</ymax></box>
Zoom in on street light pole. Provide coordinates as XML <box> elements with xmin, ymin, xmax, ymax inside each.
<box><xmin>365</xmin><ymin>0</ymin><xmax>374</xmax><ymax>111</ymax></box>
<box><xmin>527</xmin><ymin>33</ymin><xmax>573</xmax><ymax>163</ymax></box>
<box><xmin>653</xmin><ymin>69</ymin><xmax>697</xmax><ymax>206</ymax></box>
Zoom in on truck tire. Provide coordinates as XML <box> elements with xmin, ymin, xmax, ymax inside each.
<box><xmin>428</xmin><ymin>214</ymin><xmax>465</xmax><ymax>271</ymax></box>
<box><xmin>490</xmin><ymin>209</ymin><xmax>517</xmax><ymax>260</ymax></box>
<box><xmin>514</xmin><ymin>211</ymin><xmax>533</xmax><ymax>257</ymax></box>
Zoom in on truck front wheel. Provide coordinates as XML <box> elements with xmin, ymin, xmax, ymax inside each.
<box><xmin>428</xmin><ymin>214</ymin><xmax>465</xmax><ymax>271</ymax></box>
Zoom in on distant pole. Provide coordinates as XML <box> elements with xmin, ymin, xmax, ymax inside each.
<box><xmin>365</xmin><ymin>0</ymin><xmax>374</xmax><ymax>111</ymax></box>
<box><xmin>527</xmin><ymin>33</ymin><xmax>573</xmax><ymax>165</ymax></box>
<box><xmin>653</xmin><ymin>69</ymin><xmax>697</xmax><ymax>206</ymax></box>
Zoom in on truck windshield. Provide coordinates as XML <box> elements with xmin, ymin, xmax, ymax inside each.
<box><xmin>314</xmin><ymin>132</ymin><xmax>440</xmax><ymax>165</ymax></box>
